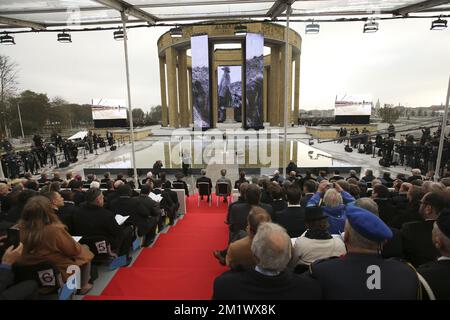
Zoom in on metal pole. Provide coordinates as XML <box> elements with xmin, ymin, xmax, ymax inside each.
<box><xmin>17</xmin><ymin>102</ymin><xmax>25</xmax><ymax>139</ymax></box>
<box><xmin>121</xmin><ymin>12</ymin><xmax>138</xmax><ymax>187</ymax></box>
<box><xmin>283</xmin><ymin>5</ymin><xmax>291</xmax><ymax>178</ymax></box>
<box><xmin>434</xmin><ymin>75</ymin><xmax>450</xmax><ymax>181</ymax></box>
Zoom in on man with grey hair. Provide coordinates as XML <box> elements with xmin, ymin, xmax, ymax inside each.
<box><xmin>213</xmin><ymin>222</ymin><xmax>321</xmax><ymax>300</ymax></box>
<box><xmin>196</xmin><ymin>169</ymin><xmax>212</xmax><ymax>201</ymax></box>
<box><xmin>310</xmin><ymin>205</ymin><xmax>420</xmax><ymax>299</ymax></box>
<box><xmin>346</xmin><ymin>170</ymin><xmax>360</xmax><ymax>182</ymax></box>
<box><xmin>417</xmin><ymin>209</ymin><xmax>450</xmax><ymax>299</ymax></box>
<box><xmin>408</xmin><ymin>168</ymin><xmax>423</xmax><ymax>183</ymax></box>
<box><xmin>216</xmin><ymin>169</ymin><xmax>232</xmax><ymax>203</ymax></box>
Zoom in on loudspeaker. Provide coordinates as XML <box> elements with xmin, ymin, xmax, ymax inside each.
<box><xmin>110</xmin><ymin>146</ymin><xmax>117</xmax><ymax>151</ymax></box>
<box><xmin>344</xmin><ymin>146</ymin><xmax>353</xmax><ymax>153</ymax></box>
<box><xmin>59</xmin><ymin>160</ymin><xmax>70</xmax><ymax>168</ymax></box>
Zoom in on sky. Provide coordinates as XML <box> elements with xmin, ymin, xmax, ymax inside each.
<box><xmin>0</xmin><ymin>18</ymin><xmax>449</xmax><ymax>112</ymax></box>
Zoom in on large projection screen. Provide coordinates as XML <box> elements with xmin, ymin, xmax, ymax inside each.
<box><xmin>191</xmin><ymin>35</ymin><xmax>211</xmax><ymax>129</ymax></box>
<box><xmin>92</xmin><ymin>98</ymin><xmax>127</xmax><ymax>128</ymax></box>
<box><xmin>218</xmin><ymin>65</ymin><xmax>242</xmax><ymax>123</ymax></box>
<box><xmin>245</xmin><ymin>33</ymin><xmax>264</xmax><ymax>129</ymax></box>
<box><xmin>335</xmin><ymin>95</ymin><xmax>372</xmax><ymax>116</ymax></box>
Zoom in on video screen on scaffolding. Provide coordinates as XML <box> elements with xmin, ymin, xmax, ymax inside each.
<box><xmin>91</xmin><ymin>98</ymin><xmax>128</xmax><ymax>128</ymax></box>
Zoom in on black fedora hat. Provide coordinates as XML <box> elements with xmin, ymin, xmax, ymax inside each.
<box><xmin>305</xmin><ymin>207</ymin><xmax>327</xmax><ymax>223</ymax></box>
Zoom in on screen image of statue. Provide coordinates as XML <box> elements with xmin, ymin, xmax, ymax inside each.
<box><xmin>191</xmin><ymin>35</ymin><xmax>211</xmax><ymax>129</ymax></box>
<box><xmin>217</xmin><ymin>65</ymin><xmax>242</xmax><ymax>122</ymax></box>
<box><xmin>245</xmin><ymin>33</ymin><xmax>264</xmax><ymax>129</ymax></box>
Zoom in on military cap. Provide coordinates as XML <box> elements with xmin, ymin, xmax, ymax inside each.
<box><xmin>346</xmin><ymin>205</ymin><xmax>393</xmax><ymax>243</ymax></box>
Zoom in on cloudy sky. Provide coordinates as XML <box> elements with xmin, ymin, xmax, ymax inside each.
<box><xmin>1</xmin><ymin>18</ymin><xmax>449</xmax><ymax>112</ymax></box>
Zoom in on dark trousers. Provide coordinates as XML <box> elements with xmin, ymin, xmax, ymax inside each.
<box><xmin>113</xmin><ymin>225</ymin><xmax>134</xmax><ymax>257</ymax></box>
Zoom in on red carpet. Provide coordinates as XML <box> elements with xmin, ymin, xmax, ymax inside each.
<box><xmin>85</xmin><ymin>195</ymin><xmax>229</xmax><ymax>300</ymax></box>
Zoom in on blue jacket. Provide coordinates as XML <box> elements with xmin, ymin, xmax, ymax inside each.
<box><xmin>307</xmin><ymin>191</ymin><xmax>355</xmax><ymax>234</ymax></box>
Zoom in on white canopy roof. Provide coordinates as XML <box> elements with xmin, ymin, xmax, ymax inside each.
<box><xmin>0</xmin><ymin>1</ymin><xmax>449</xmax><ymax>29</ymax></box>
<box><xmin>68</xmin><ymin>130</ymin><xmax>88</xmax><ymax>141</ymax></box>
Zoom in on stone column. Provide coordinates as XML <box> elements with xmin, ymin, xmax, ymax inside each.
<box><xmin>269</xmin><ymin>46</ymin><xmax>281</xmax><ymax>126</ymax></box>
<box><xmin>159</xmin><ymin>57</ymin><xmax>168</xmax><ymax>127</ymax></box>
<box><xmin>188</xmin><ymin>68</ymin><xmax>193</xmax><ymax>125</ymax></box>
<box><xmin>263</xmin><ymin>66</ymin><xmax>268</xmax><ymax>123</ymax></box>
<box><xmin>178</xmin><ymin>50</ymin><xmax>189</xmax><ymax>128</ymax></box>
<box><xmin>166</xmin><ymin>47</ymin><xmax>179</xmax><ymax>128</ymax></box>
<box><xmin>293</xmin><ymin>52</ymin><xmax>300</xmax><ymax>125</ymax></box>
<box><xmin>279</xmin><ymin>44</ymin><xmax>292</xmax><ymax>126</ymax></box>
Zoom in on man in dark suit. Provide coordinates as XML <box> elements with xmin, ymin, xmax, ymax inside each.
<box><xmin>228</xmin><ymin>184</ymin><xmax>274</xmax><ymax>239</ymax></box>
<box><xmin>274</xmin><ymin>184</ymin><xmax>305</xmax><ymax>238</ymax></box>
<box><xmin>234</xmin><ymin>171</ymin><xmax>249</xmax><ymax>190</ymax></box>
<box><xmin>300</xmin><ymin>180</ymin><xmax>316</xmax><ymax>208</ymax></box>
<box><xmin>134</xmin><ymin>185</ymin><xmax>161</xmax><ymax>246</ymax></box>
<box><xmin>213</xmin><ymin>222</ymin><xmax>322</xmax><ymax>300</ymax></box>
<box><xmin>402</xmin><ymin>191</ymin><xmax>450</xmax><ymax>267</ymax></box>
<box><xmin>372</xmin><ymin>184</ymin><xmax>397</xmax><ymax>225</ymax></box>
<box><xmin>153</xmin><ymin>180</ymin><xmax>179</xmax><ymax>226</ymax></box>
<box><xmin>310</xmin><ymin>206</ymin><xmax>420</xmax><ymax>300</ymax></box>
<box><xmin>172</xmin><ymin>173</ymin><xmax>189</xmax><ymax>197</ymax></box>
<box><xmin>417</xmin><ymin>209</ymin><xmax>450</xmax><ymax>300</ymax></box>
<box><xmin>196</xmin><ymin>169</ymin><xmax>212</xmax><ymax>202</ymax></box>
<box><xmin>329</xmin><ymin>170</ymin><xmax>344</xmax><ymax>182</ymax></box>
<box><xmin>70</xmin><ymin>180</ymin><xmax>86</xmax><ymax>207</ymax></box>
<box><xmin>73</xmin><ymin>188</ymin><xmax>133</xmax><ymax>260</ymax></box>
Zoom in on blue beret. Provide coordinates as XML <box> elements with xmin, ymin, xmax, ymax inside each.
<box><xmin>346</xmin><ymin>205</ymin><xmax>393</xmax><ymax>243</ymax></box>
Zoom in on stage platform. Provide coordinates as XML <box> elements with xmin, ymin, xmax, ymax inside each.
<box><xmin>306</xmin><ymin>124</ymin><xmax>378</xmax><ymax>139</ymax></box>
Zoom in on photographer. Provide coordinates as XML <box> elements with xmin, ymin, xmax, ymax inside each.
<box><xmin>306</xmin><ymin>180</ymin><xmax>356</xmax><ymax>234</ymax></box>
<box><xmin>0</xmin><ymin>237</ymin><xmax>38</xmax><ymax>300</ymax></box>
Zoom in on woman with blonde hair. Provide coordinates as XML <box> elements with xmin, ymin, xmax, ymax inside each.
<box><xmin>17</xmin><ymin>196</ymin><xmax>94</xmax><ymax>294</ymax></box>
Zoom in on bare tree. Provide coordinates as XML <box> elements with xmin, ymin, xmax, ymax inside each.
<box><xmin>0</xmin><ymin>55</ymin><xmax>19</xmax><ymax>138</ymax></box>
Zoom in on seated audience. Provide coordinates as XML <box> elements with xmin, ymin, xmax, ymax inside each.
<box><xmin>196</xmin><ymin>169</ymin><xmax>212</xmax><ymax>201</ymax></box>
<box><xmin>300</xmin><ymin>180</ymin><xmax>317</xmax><ymax>207</ymax></box>
<box><xmin>215</xmin><ymin>169</ymin><xmax>232</xmax><ymax>203</ymax></box>
<box><xmin>401</xmin><ymin>191</ymin><xmax>450</xmax><ymax>267</ymax></box>
<box><xmin>42</xmin><ymin>191</ymin><xmax>73</xmax><ymax>232</ymax></box>
<box><xmin>408</xmin><ymin>169</ymin><xmax>423</xmax><ymax>183</ymax></box>
<box><xmin>2</xmin><ymin>190</ymin><xmax>36</xmax><ymax>224</ymax></box>
<box><xmin>270</xmin><ymin>170</ymin><xmax>284</xmax><ymax>185</ymax></box>
<box><xmin>329</xmin><ymin>170</ymin><xmax>344</xmax><ymax>182</ymax></box>
<box><xmin>234</xmin><ymin>171</ymin><xmax>249</xmax><ymax>190</ymax></box>
<box><xmin>213</xmin><ymin>223</ymin><xmax>322</xmax><ymax>300</ymax></box>
<box><xmin>417</xmin><ymin>209</ymin><xmax>450</xmax><ymax>300</ymax></box>
<box><xmin>274</xmin><ymin>185</ymin><xmax>305</xmax><ymax>238</ymax></box>
<box><xmin>134</xmin><ymin>185</ymin><xmax>161</xmax><ymax>246</ymax></box>
<box><xmin>346</xmin><ymin>170</ymin><xmax>360</xmax><ymax>182</ymax></box>
<box><xmin>51</xmin><ymin>172</ymin><xmax>63</xmax><ymax>183</ymax></box>
<box><xmin>317</xmin><ymin>170</ymin><xmax>328</xmax><ymax>183</ymax></box>
<box><xmin>72</xmin><ymin>189</ymin><xmax>133</xmax><ymax>262</ymax></box>
<box><xmin>390</xmin><ymin>185</ymin><xmax>424</xmax><ymax>229</ymax></box>
<box><xmin>173</xmin><ymin>173</ymin><xmax>189</xmax><ymax>197</ymax></box>
<box><xmin>159</xmin><ymin>172</ymin><xmax>172</xmax><ymax>189</ymax></box>
<box><xmin>70</xmin><ymin>180</ymin><xmax>85</xmax><ymax>206</ymax></box>
<box><xmin>371</xmin><ymin>184</ymin><xmax>397</xmax><ymax>225</ymax></box>
<box><xmin>291</xmin><ymin>207</ymin><xmax>346</xmax><ymax>270</ymax></box>
<box><xmin>361</xmin><ymin>169</ymin><xmax>375</xmax><ymax>184</ymax></box>
<box><xmin>17</xmin><ymin>196</ymin><xmax>94</xmax><ymax>294</ymax></box>
<box><xmin>226</xmin><ymin>207</ymin><xmax>271</xmax><ymax>270</ymax></box>
<box><xmin>100</xmin><ymin>172</ymin><xmax>111</xmax><ymax>184</ymax></box>
<box><xmin>269</xmin><ymin>183</ymin><xmax>287</xmax><ymax>213</ymax></box>
<box><xmin>309</xmin><ymin>205</ymin><xmax>420</xmax><ymax>299</ymax></box>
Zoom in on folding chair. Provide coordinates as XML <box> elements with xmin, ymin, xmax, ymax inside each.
<box><xmin>14</xmin><ymin>262</ymin><xmax>64</xmax><ymax>294</ymax></box>
<box><xmin>216</xmin><ymin>182</ymin><xmax>230</xmax><ymax>207</ymax></box>
<box><xmin>197</xmin><ymin>182</ymin><xmax>211</xmax><ymax>207</ymax></box>
<box><xmin>79</xmin><ymin>236</ymin><xmax>117</xmax><ymax>264</ymax></box>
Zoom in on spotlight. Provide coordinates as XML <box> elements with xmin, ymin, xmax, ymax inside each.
<box><xmin>234</xmin><ymin>24</ymin><xmax>247</xmax><ymax>36</ymax></box>
<box><xmin>431</xmin><ymin>17</ymin><xmax>447</xmax><ymax>30</ymax></box>
<box><xmin>57</xmin><ymin>31</ymin><xmax>72</xmax><ymax>43</ymax></box>
<box><xmin>114</xmin><ymin>28</ymin><xmax>124</xmax><ymax>40</ymax></box>
<box><xmin>0</xmin><ymin>34</ymin><xmax>15</xmax><ymax>45</ymax></box>
<box><xmin>363</xmin><ymin>19</ymin><xmax>379</xmax><ymax>33</ymax></box>
<box><xmin>170</xmin><ymin>26</ymin><xmax>183</xmax><ymax>38</ymax></box>
<box><xmin>305</xmin><ymin>21</ymin><xmax>320</xmax><ymax>34</ymax></box>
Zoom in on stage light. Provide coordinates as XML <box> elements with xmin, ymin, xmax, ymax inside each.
<box><xmin>363</xmin><ymin>19</ymin><xmax>379</xmax><ymax>33</ymax></box>
<box><xmin>431</xmin><ymin>17</ymin><xmax>447</xmax><ymax>30</ymax></box>
<box><xmin>305</xmin><ymin>21</ymin><xmax>320</xmax><ymax>34</ymax></box>
<box><xmin>57</xmin><ymin>31</ymin><xmax>72</xmax><ymax>43</ymax></box>
<box><xmin>114</xmin><ymin>28</ymin><xmax>124</xmax><ymax>40</ymax></box>
<box><xmin>234</xmin><ymin>24</ymin><xmax>247</xmax><ymax>36</ymax></box>
<box><xmin>170</xmin><ymin>26</ymin><xmax>183</xmax><ymax>38</ymax></box>
<box><xmin>0</xmin><ymin>34</ymin><xmax>15</xmax><ymax>45</ymax></box>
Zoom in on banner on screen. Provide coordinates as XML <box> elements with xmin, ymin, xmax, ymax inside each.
<box><xmin>91</xmin><ymin>98</ymin><xmax>127</xmax><ymax>120</ymax></box>
<box><xmin>335</xmin><ymin>94</ymin><xmax>372</xmax><ymax>116</ymax></box>
<box><xmin>191</xmin><ymin>35</ymin><xmax>211</xmax><ymax>129</ymax></box>
<box><xmin>245</xmin><ymin>33</ymin><xmax>264</xmax><ymax>129</ymax></box>
<box><xmin>218</xmin><ymin>65</ymin><xmax>242</xmax><ymax>122</ymax></box>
